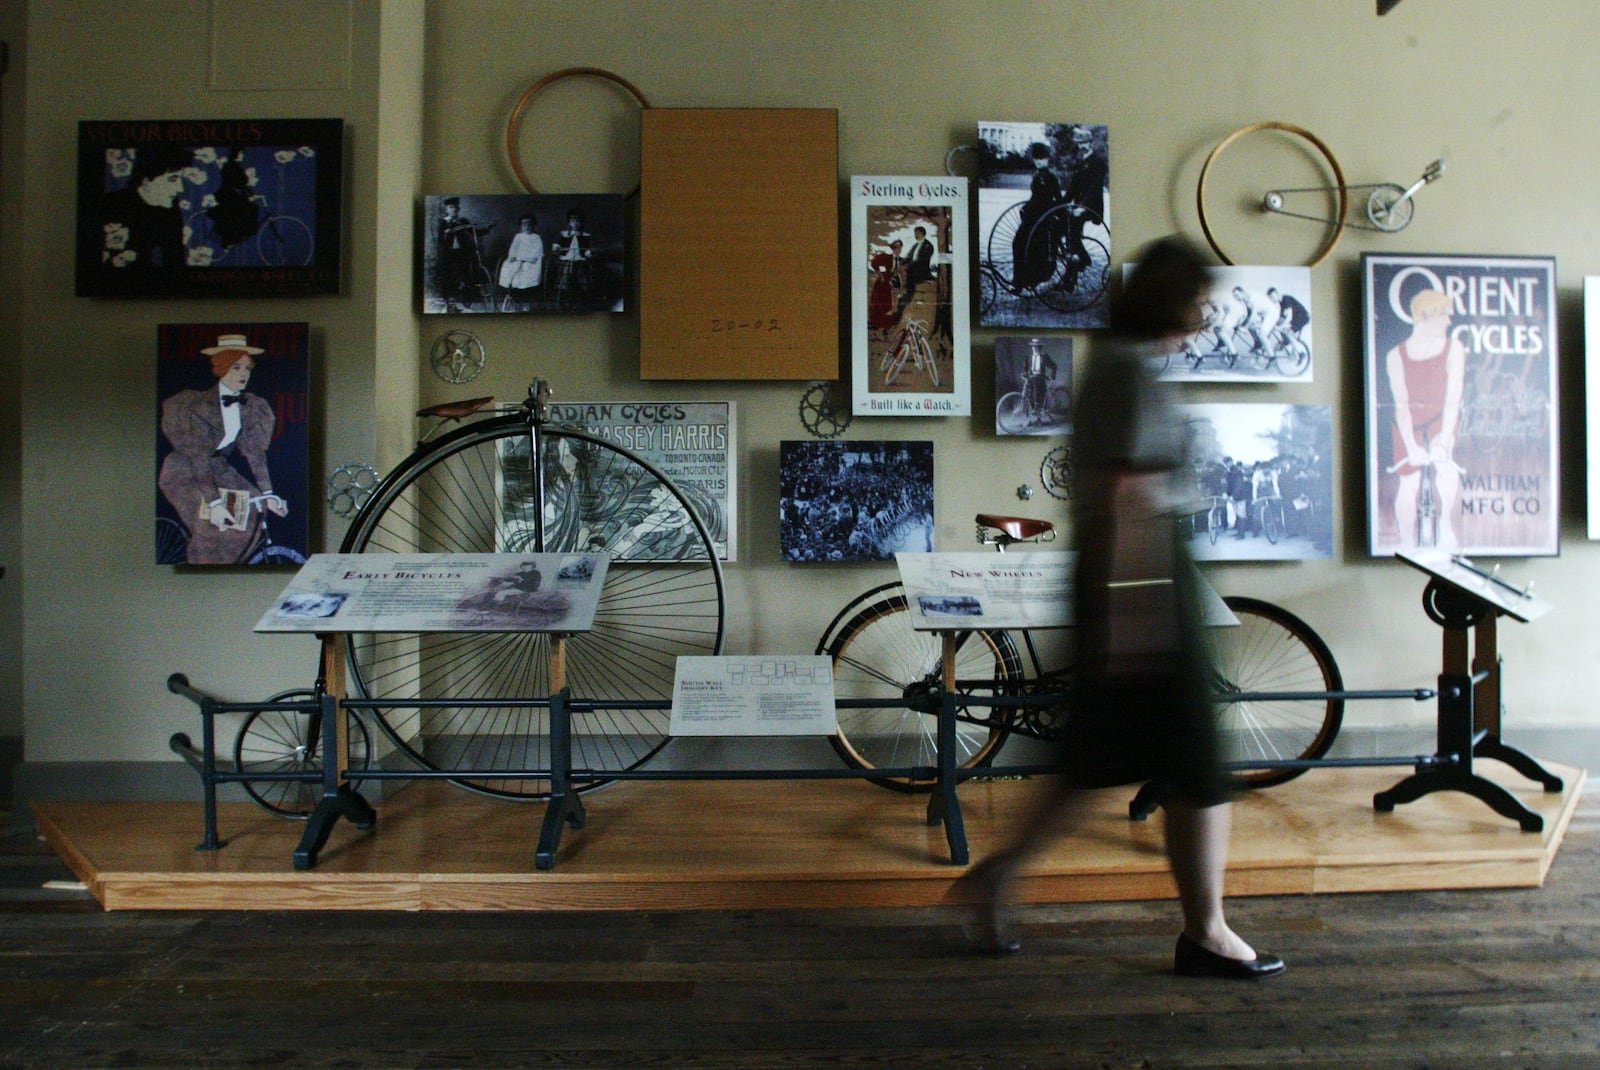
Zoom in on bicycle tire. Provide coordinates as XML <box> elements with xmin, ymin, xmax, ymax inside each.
<box><xmin>884</xmin><ymin>334</ymin><xmax>907</xmax><ymax>385</ymax></box>
<box><xmin>985</xmin><ymin>201</ymin><xmax>1028</xmax><ymax>290</ymax></box>
<box><xmin>1262</xmin><ymin>501</ymin><xmax>1283</xmax><ymax>545</ymax></box>
<box><xmin>1036</xmin><ymin>216</ymin><xmax>1109</xmax><ymax>315</ymax></box>
<box><xmin>340</xmin><ymin>416</ymin><xmax>726</xmax><ymax>800</ymax></box>
<box><xmin>817</xmin><ymin>582</ymin><xmax>1023</xmax><ymax>792</ymax></box>
<box><xmin>1207</xmin><ymin>505</ymin><xmax>1223</xmax><ymax>546</ymax></box>
<box><xmin>235</xmin><ymin>690</ymin><xmax>373</xmax><ymax>819</ymax></box>
<box><xmin>922</xmin><ymin>333</ymin><xmax>942</xmax><ymax>388</ymax></box>
<box><xmin>1212</xmin><ymin>596</ymin><xmax>1343</xmax><ymax>789</ymax></box>
<box><xmin>1285</xmin><ymin>335</ymin><xmax>1310</xmax><ymax>375</ymax></box>
<box><xmin>995</xmin><ymin>391</ymin><xmax>1029</xmax><ymax>434</ymax></box>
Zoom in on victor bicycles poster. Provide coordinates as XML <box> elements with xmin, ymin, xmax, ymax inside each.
<box><xmin>850</xmin><ymin>176</ymin><xmax>970</xmax><ymax>416</ymax></box>
<box><xmin>156</xmin><ymin>323</ymin><xmax>310</xmax><ymax>566</ymax></box>
<box><xmin>1363</xmin><ymin>254</ymin><xmax>1558</xmax><ymax>558</ymax></box>
<box><xmin>76</xmin><ymin>119</ymin><xmax>342</xmax><ymax>297</ymax></box>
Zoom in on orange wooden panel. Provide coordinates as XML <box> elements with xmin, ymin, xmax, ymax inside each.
<box><xmin>640</xmin><ymin>108</ymin><xmax>839</xmax><ymax>380</ymax></box>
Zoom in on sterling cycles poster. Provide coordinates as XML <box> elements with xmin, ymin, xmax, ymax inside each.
<box><xmin>1363</xmin><ymin>254</ymin><xmax>1557</xmax><ymax>558</ymax></box>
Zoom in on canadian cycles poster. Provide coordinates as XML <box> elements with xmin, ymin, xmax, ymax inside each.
<box><xmin>1363</xmin><ymin>254</ymin><xmax>1557</xmax><ymax>557</ymax></box>
<box><xmin>850</xmin><ymin>176</ymin><xmax>970</xmax><ymax>416</ymax></box>
<box><xmin>502</xmin><ymin>400</ymin><xmax>737</xmax><ymax>561</ymax></box>
<box><xmin>155</xmin><ymin>322</ymin><xmax>310</xmax><ymax>566</ymax></box>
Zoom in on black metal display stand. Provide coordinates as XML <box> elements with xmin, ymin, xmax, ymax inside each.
<box><xmin>1374</xmin><ymin>552</ymin><xmax>1561</xmax><ymax>832</ymax></box>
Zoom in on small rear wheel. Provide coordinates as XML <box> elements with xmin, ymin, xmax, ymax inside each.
<box><xmin>235</xmin><ymin>690</ymin><xmax>373</xmax><ymax>818</ymax></box>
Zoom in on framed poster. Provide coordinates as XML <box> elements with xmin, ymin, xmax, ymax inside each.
<box><xmin>77</xmin><ymin>119</ymin><xmax>342</xmax><ymax>297</ymax></box>
<box><xmin>1146</xmin><ymin>264</ymin><xmax>1313</xmax><ymax>383</ymax></box>
<box><xmin>156</xmin><ymin>323</ymin><xmax>310</xmax><ymax>566</ymax></box>
<box><xmin>850</xmin><ymin>176</ymin><xmax>970</xmax><ymax>416</ymax></box>
<box><xmin>640</xmin><ymin>108</ymin><xmax>838</xmax><ymax>380</ymax></box>
<box><xmin>1363</xmin><ymin>254</ymin><xmax>1558</xmax><ymax>557</ymax></box>
<box><xmin>994</xmin><ymin>336</ymin><xmax>1072</xmax><ymax>435</ymax></box>
<box><xmin>1181</xmin><ymin>403</ymin><xmax>1333</xmax><ymax>561</ymax></box>
<box><xmin>542</xmin><ymin>399</ymin><xmax>738</xmax><ymax>561</ymax></box>
<box><xmin>1587</xmin><ymin>277</ymin><xmax>1600</xmax><ymax>539</ymax></box>
<box><xmin>422</xmin><ymin>193</ymin><xmax>625</xmax><ymax>314</ymax></box>
<box><xmin>976</xmin><ymin>121</ymin><xmax>1110</xmax><ymax>330</ymax></box>
<box><xmin>779</xmin><ymin>440</ymin><xmax>934</xmax><ymax>562</ymax></box>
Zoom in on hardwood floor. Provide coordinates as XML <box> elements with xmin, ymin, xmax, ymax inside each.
<box><xmin>4</xmin><ymin>769</ymin><xmax>1596</xmax><ymax>1068</ymax></box>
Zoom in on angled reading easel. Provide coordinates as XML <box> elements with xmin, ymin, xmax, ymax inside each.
<box><xmin>1377</xmin><ymin>552</ymin><xmax>1561</xmax><ymax>831</ymax></box>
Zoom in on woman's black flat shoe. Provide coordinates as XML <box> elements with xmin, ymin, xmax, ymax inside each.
<box><xmin>1173</xmin><ymin>933</ymin><xmax>1285</xmax><ymax>979</ymax></box>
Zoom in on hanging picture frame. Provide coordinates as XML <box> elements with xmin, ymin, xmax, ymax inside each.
<box><xmin>76</xmin><ymin>118</ymin><xmax>343</xmax><ymax>297</ymax></box>
<box><xmin>1362</xmin><ymin>253</ymin><xmax>1558</xmax><ymax>557</ymax></box>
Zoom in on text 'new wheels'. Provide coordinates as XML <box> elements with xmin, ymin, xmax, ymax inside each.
<box><xmin>341</xmin><ymin>419</ymin><xmax>725</xmax><ymax>799</ymax></box>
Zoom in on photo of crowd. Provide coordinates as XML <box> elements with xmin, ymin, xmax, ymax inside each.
<box><xmin>1181</xmin><ymin>403</ymin><xmax>1333</xmax><ymax>561</ymax></box>
<box><xmin>779</xmin><ymin>440</ymin><xmax>935</xmax><ymax>562</ymax></box>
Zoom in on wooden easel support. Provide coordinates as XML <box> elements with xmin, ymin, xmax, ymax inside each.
<box><xmin>536</xmin><ymin>635</ymin><xmax>587</xmax><ymax>870</ymax></box>
<box><xmin>924</xmin><ymin>632</ymin><xmax>970</xmax><ymax>865</ymax></box>
<box><xmin>293</xmin><ymin>633</ymin><xmax>377</xmax><ymax>871</ymax></box>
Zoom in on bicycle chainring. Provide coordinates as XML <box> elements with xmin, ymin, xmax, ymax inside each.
<box><xmin>799</xmin><ymin>381</ymin><xmax>852</xmax><ymax>438</ymax></box>
<box><xmin>1041</xmin><ymin>445</ymin><xmax>1074</xmax><ymax>500</ymax></box>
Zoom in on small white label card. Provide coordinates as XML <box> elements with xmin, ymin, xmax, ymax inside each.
<box><xmin>669</xmin><ymin>655</ymin><xmax>838</xmax><ymax>736</ymax></box>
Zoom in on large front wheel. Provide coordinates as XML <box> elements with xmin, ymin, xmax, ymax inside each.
<box><xmin>818</xmin><ymin>582</ymin><xmax>1023</xmax><ymax>791</ymax></box>
<box><xmin>1212</xmin><ymin>596</ymin><xmax>1343</xmax><ymax>788</ymax></box>
<box><xmin>340</xmin><ymin>418</ymin><xmax>726</xmax><ymax>800</ymax></box>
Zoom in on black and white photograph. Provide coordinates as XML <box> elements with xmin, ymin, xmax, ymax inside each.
<box><xmin>1181</xmin><ymin>403</ymin><xmax>1333</xmax><ymax>561</ymax></box>
<box><xmin>976</xmin><ymin>121</ymin><xmax>1110</xmax><ymax>330</ymax></box>
<box><xmin>423</xmin><ymin>193</ymin><xmax>625</xmax><ymax>314</ymax></box>
<box><xmin>1147</xmin><ymin>264</ymin><xmax>1313</xmax><ymax>382</ymax></box>
<box><xmin>779</xmin><ymin>440</ymin><xmax>934</xmax><ymax>562</ymax></box>
<box><xmin>994</xmin><ymin>336</ymin><xmax>1072</xmax><ymax>435</ymax></box>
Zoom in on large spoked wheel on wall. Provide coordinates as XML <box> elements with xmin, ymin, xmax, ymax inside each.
<box><xmin>1211</xmin><ymin>596</ymin><xmax>1343</xmax><ymax>789</ymax></box>
<box><xmin>817</xmin><ymin>582</ymin><xmax>1024</xmax><ymax>792</ymax></box>
<box><xmin>234</xmin><ymin>689</ymin><xmax>373</xmax><ymax>819</ymax></box>
<box><xmin>340</xmin><ymin>419</ymin><xmax>726</xmax><ymax>800</ymax></box>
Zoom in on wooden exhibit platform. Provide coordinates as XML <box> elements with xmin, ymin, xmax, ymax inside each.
<box><xmin>35</xmin><ymin>758</ymin><xmax>1584</xmax><ymax>912</ymax></box>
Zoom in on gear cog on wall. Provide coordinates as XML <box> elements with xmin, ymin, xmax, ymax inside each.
<box><xmin>327</xmin><ymin>462</ymin><xmax>379</xmax><ymax>518</ymax></box>
<box><xmin>429</xmin><ymin>329</ymin><xmax>486</xmax><ymax>384</ymax></box>
<box><xmin>1040</xmin><ymin>445</ymin><xmax>1074</xmax><ymax>501</ymax></box>
<box><xmin>799</xmin><ymin>382</ymin><xmax>851</xmax><ymax>438</ymax></box>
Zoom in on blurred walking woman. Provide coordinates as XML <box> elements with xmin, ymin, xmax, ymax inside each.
<box><xmin>960</xmin><ymin>236</ymin><xmax>1285</xmax><ymax>980</ymax></box>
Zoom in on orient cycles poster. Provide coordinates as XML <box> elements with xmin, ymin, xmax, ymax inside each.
<box><xmin>1363</xmin><ymin>254</ymin><xmax>1557</xmax><ymax>557</ymax></box>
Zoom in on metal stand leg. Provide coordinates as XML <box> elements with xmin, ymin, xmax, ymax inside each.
<box><xmin>294</xmin><ymin>636</ymin><xmax>376</xmax><ymax>870</ymax></box>
<box><xmin>924</xmin><ymin>687</ymin><xmax>969</xmax><ymax>864</ymax></box>
<box><xmin>196</xmin><ymin>695</ymin><xmax>225</xmax><ymax>851</ymax></box>
<box><xmin>536</xmin><ymin>686</ymin><xmax>587</xmax><ymax>871</ymax></box>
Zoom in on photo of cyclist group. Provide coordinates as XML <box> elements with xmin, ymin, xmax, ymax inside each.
<box><xmin>778</xmin><ymin>440</ymin><xmax>935</xmax><ymax>562</ymax></box>
<box><xmin>1152</xmin><ymin>264</ymin><xmax>1314</xmax><ymax>383</ymax></box>
<box><xmin>1181</xmin><ymin>403</ymin><xmax>1334</xmax><ymax>562</ymax></box>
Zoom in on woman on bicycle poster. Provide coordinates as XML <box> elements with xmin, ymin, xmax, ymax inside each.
<box><xmin>850</xmin><ymin>176</ymin><xmax>970</xmax><ymax>417</ymax></box>
<box><xmin>1363</xmin><ymin>253</ymin><xmax>1558</xmax><ymax>557</ymax></box>
<box><xmin>155</xmin><ymin>323</ymin><xmax>309</xmax><ymax>566</ymax></box>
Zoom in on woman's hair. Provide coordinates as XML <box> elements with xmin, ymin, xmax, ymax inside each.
<box><xmin>1113</xmin><ymin>235</ymin><xmax>1211</xmax><ymax>340</ymax></box>
<box><xmin>210</xmin><ymin>351</ymin><xmax>256</xmax><ymax>377</ymax></box>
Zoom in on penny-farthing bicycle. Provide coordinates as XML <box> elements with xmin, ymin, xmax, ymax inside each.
<box><xmin>326</xmin><ymin>380</ymin><xmax>726</xmax><ymax>801</ymax></box>
<box><xmin>981</xmin><ymin>203</ymin><xmax>1110</xmax><ymax>318</ymax></box>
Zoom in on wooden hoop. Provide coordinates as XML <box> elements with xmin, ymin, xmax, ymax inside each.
<box><xmin>1196</xmin><ymin>121</ymin><xmax>1348</xmax><ymax>269</ymax></box>
<box><xmin>505</xmin><ymin>66</ymin><xmax>652</xmax><ymax>196</ymax></box>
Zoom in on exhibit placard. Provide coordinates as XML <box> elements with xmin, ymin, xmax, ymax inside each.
<box><xmin>896</xmin><ymin>551</ymin><xmax>1076</xmax><ymax>630</ymax></box>
<box><xmin>255</xmin><ymin>552</ymin><xmax>609</xmax><ymax>633</ymax></box>
<box><xmin>669</xmin><ymin>655</ymin><xmax>838</xmax><ymax>736</ymax></box>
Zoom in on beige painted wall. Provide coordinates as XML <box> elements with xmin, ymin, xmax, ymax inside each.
<box><xmin>6</xmin><ymin>0</ymin><xmax>1599</xmax><ymax>776</ymax></box>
